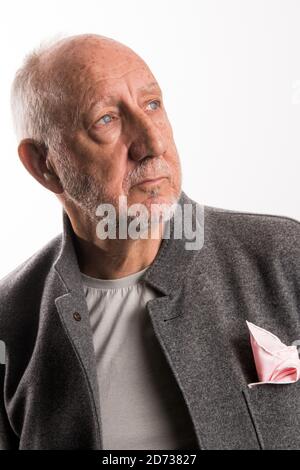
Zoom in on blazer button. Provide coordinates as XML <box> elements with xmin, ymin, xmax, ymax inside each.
<box><xmin>73</xmin><ymin>311</ymin><xmax>81</xmax><ymax>322</ymax></box>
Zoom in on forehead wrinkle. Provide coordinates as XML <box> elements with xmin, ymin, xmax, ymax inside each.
<box><xmin>81</xmin><ymin>76</ymin><xmax>161</xmax><ymax>115</ymax></box>
<box><xmin>82</xmin><ymin>64</ymin><xmax>154</xmax><ymax>88</ymax></box>
<box><xmin>42</xmin><ymin>47</ymin><xmax>142</xmax><ymax>104</ymax></box>
<box><xmin>83</xmin><ymin>83</ymin><xmax>162</xmax><ymax>119</ymax></box>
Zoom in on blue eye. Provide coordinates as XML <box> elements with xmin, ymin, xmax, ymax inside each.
<box><xmin>98</xmin><ymin>114</ymin><xmax>112</xmax><ymax>125</ymax></box>
<box><xmin>148</xmin><ymin>100</ymin><xmax>161</xmax><ymax>110</ymax></box>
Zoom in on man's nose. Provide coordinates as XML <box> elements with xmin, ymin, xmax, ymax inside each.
<box><xmin>128</xmin><ymin>113</ymin><xmax>166</xmax><ymax>162</ymax></box>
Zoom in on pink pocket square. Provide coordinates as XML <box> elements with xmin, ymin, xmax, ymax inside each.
<box><xmin>246</xmin><ymin>321</ymin><xmax>300</xmax><ymax>388</ymax></box>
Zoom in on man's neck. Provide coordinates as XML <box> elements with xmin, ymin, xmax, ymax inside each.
<box><xmin>71</xmin><ymin>218</ymin><xmax>165</xmax><ymax>280</ymax></box>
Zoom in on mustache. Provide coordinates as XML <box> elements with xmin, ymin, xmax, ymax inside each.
<box><xmin>123</xmin><ymin>158</ymin><xmax>171</xmax><ymax>189</ymax></box>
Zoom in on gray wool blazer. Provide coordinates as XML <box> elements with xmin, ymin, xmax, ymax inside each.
<box><xmin>1</xmin><ymin>190</ymin><xmax>300</xmax><ymax>450</ymax></box>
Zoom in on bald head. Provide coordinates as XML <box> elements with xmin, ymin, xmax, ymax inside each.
<box><xmin>11</xmin><ymin>34</ymin><xmax>151</xmax><ymax>151</ymax></box>
<box><xmin>42</xmin><ymin>34</ymin><xmax>143</xmax><ymax>72</ymax></box>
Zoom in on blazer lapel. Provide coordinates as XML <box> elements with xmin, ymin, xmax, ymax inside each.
<box><xmin>54</xmin><ymin>209</ymin><xmax>102</xmax><ymax>448</ymax></box>
<box><xmin>142</xmin><ymin>191</ymin><xmax>260</xmax><ymax>449</ymax></box>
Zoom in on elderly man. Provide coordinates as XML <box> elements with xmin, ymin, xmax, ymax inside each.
<box><xmin>0</xmin><ymin>34</ymin><xmax>300</xmax><ymax>451</ymax></box>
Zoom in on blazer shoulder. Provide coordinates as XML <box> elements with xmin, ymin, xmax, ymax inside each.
<box><xmin>202</xmin><ymin>203</ymin><xmax>300</xmax><ymax>253</ymax></box>
<box><xmin>0</xmin><ymin>233</ymin><xmax>62</xmax><ymax>305</ymax></box>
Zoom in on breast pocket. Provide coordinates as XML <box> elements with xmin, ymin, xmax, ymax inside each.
<box><xmin>242</xmin><ymin>380</ymin><xmax>300</xmax><ymax>449</ymax></box>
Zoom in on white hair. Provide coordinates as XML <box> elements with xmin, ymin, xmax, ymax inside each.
<box><xmin>10</xmin><ymin>35</ymin><xmax>72</xmax><ymax>152</ymax></box>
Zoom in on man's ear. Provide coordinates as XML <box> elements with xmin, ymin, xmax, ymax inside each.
<box><xmin>18</xmin><ymin>139</ymin><xmax>64</xmax><ymax>194</ymax></box>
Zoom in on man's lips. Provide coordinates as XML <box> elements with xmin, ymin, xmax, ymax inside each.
<box><xmin>132</xmin><ymin>176</ymin><xmax>168</xmax><ymax>187</ymax></box>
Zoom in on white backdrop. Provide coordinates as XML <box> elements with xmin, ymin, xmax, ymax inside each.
<box><xmin>1</xmin><ymin>0</ymin><xmax>300</xmax><ymax>278</ymax></box>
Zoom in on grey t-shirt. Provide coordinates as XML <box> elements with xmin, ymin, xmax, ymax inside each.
<box><xmin>81</xmin><ymin>267</ymin><xmax>198</xmax><ymax>450</ymax></box>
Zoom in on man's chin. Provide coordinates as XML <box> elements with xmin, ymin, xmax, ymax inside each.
<box><xmin>124</xmin><ymin>189</ymin><xmax>179</xmax><ymax>225</ymax></box>
<box><xmin>128</xmin><ymin>184</ymin><xmax>180</xmax><ymax>207</ymax></box>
